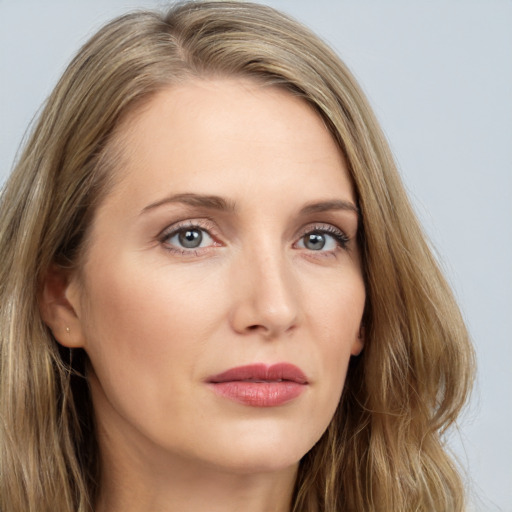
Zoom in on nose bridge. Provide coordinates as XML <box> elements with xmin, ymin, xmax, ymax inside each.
<box><xmin>230</xmin><ymin>233</ymin><xmax>299</xmax><ymax>336</ymax></box>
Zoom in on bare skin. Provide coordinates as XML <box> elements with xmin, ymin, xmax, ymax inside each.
<box><xmin>42</xmin><ymin>78</ymin><xmax>365</xmax><ymax>512</ymax></box>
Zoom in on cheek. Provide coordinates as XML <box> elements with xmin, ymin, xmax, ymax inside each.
<box><xmin>307</xmin><ymin>268</ymin><xmax>365</xmax><ymax>347</ymax></box>
<box><xmin>78</xmin><ymin>257</ymin><xmax>227</xmax><ymax>388</ymax></box>
<box><xmin>301</xmin><ymin>268</ymin><xmax>365</xmax><ymax>402</ymax></box>
<box><xmin>77</xmin><ymin>257</ymin><xmax>235</xmax><ymax>448</ymax></box>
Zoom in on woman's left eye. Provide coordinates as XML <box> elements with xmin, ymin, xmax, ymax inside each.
<box><xmin>163</xmin><ymin>227</ymin><xmax>215</xmax><ymax>251</ymax></box>
<box><xmin>295</xmin><ymin>227</ymin><xmax>349</xmax><ymax>252</ymax></box>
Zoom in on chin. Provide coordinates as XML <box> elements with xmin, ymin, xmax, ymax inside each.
<box><xmin>188</xmin><ymin>422</ymin><xmax>322</xmax><ymax>475</ymax></box>
<box><xmin>209</xmin><ymin>449</ymin><xmax>303</xmax><ymax>476</ymax></box>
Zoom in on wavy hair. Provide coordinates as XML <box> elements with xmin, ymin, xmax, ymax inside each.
<box><xmin>0</xmin><ymin>2</ymin><xmax>474</xmax><ymax>511</ymax></box>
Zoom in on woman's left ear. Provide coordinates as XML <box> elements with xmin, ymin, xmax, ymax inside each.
<box><xmin>39</xmin><ymin>265</ymin><xmax>86</xmax><ymax>349</ymax></box>
<box><xmin>351</xmin><ymin>325</ymin><xmax>365</xmax><ymax>356</ymax></box>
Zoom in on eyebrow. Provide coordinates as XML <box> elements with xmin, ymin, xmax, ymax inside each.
<box><xmin>299</xmin><ymin>199</ymin><xmax>359</xmax><ymax>216</ymax></box>
<box><xmin>140</xmin><ymin>193</ymin><xmax>359</xmax><ymax>217</ymax></box>
<box><xmin>140</xmin><ymin>193</ymin><xmax>236</xmax><ymax>215</ymax></box>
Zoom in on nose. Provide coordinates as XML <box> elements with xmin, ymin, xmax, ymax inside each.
<box><xmin>229</xmin><ymin>245</ymin><xmax>300</xmax><ymax>338</ymax></box>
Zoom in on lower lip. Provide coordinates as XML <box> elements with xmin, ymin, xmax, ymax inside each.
<box><xmin>208</xmin><ymin>381</ymin><xmax>306</xmax><ymax>407</ymax></box>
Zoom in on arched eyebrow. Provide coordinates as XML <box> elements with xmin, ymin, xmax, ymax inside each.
<box><xmin>140</xmin><ymin>193</ymin><xmax>236</xmax><ymax>215</ymax></box>
<box><xmin>299</xmin><ymin>199</ymin><xmax>359</xmax><ymax>216</ymax></box>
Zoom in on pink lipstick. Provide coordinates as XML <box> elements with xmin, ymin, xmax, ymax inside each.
<box><xmin>206</xmin><ymin>363</ymin><xmax>308</xmax><ymax>407</ymax></box>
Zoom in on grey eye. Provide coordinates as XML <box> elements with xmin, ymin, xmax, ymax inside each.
<box><xmin>163</xmin><ymin>225</ymin><xmax>216</xmax><ymax>253</ymax></box>
<box><xmin>303</xmin><ymin>233</ymin><xmax>326</xmax><ymax>251</ymax></box>
<box><xmin>178</xmin><ymin>229</ymin><xmax>203</xmax><ymax>248</ymax></box>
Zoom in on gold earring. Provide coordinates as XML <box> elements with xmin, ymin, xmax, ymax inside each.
<box><xmin>66</xmin><ymin>327</ymin><xmax>70</xmax><ymax>334</ymax></box>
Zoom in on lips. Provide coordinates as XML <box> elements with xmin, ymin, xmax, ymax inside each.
<box><xmin>206</xmin><ymin>363</ymin><xmax>308</xmax><ymax>407</ymax></box>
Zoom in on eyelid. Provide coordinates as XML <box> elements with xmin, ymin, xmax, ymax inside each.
<box><xmin>296</xmin><ymin>222</ymin><xmax>348</xmax><ymax>236</ymax></box>
<box><xmin>158</xmin><ymin>218</ymin><xmax>219</xmax><ymax>239</ymax></box>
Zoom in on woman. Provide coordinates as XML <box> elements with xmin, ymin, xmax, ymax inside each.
<box><xmin>0</xmin><ymin>2</ymin><xmax>474</xmax><ymax>511</ymax></box>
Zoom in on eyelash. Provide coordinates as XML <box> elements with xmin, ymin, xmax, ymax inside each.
<box><xmin>158</xmin><ymin>220</ymin><xmax>350</xmax><ymax>256</ymax></box>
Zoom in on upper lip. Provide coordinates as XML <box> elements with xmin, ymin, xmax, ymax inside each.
<box><xmin>207</xmin><ymin>363</ymin><xmax>308</xmax><ymax>384</ymax></box>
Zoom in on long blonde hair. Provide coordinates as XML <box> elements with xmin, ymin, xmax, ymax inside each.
<box><xmin>0</xmin><ymin>2</ymin><xmax>474</xmax><ymax>511</ymax></box>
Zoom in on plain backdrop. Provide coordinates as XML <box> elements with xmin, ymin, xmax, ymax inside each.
<box><xmin>1</xmin><ymin>1</ymin><xmax>511</xmax><ymax>510</ymax></box>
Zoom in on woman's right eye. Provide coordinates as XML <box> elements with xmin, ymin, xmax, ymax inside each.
<box><xmin>161</xmin><ymin>225</ymin><xmax>217</xmax><ymax>253</ymax></box>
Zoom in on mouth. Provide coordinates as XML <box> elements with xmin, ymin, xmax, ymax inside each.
<box><xmin>206</xmin><ymin>363</ymin><xmax>308</xmax><ymax>407</ymax></box>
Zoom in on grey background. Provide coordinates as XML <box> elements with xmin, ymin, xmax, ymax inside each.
<box><xmin>1</xmin><ymin>1</ymin><xmax>511</xmax><ymax>510</ymax></box>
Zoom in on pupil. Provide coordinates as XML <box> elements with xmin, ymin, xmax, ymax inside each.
<box><xmin>179</xmin><ymin>229</ymin><xmax>202</xmax><ymax>248</ymax></box>
<box><xmin>305</xmin><ymin>233</ymin><xmax>325</xmax><ymax>250</ymax></box>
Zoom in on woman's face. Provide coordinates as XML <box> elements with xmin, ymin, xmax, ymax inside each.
<box><xmin>67</xmin><ymin>79</ymin><xmax>365</xmax><ymax>474</ymax></box>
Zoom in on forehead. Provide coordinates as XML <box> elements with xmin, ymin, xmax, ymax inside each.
<box><xmin>99</xmin><ymin>78</ymin><xmax>355</xmax><ymax>215</ymax></box>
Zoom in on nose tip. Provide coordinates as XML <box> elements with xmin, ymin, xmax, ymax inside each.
<box><xmin>245</xmin><ymin>300</ymin><xmax>297</xmax><ymax>337</ymax></box>
<box><xmin>229</xmin><ymin>255</ymin><xmax>299</xmax><ymax>338</ymax></box>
